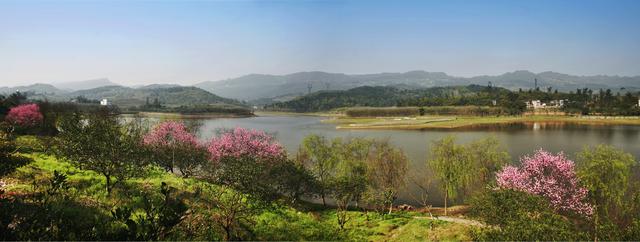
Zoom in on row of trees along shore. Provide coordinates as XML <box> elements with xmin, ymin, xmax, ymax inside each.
<box><xmin>1</xmin><ymin>96</ymin><xmax>639</xmax><ymax>240</ymax></box>
<box><xmin>267</xmin><ymin>85</ymin><xmax>640</xmax><ymax>116</ymax></box>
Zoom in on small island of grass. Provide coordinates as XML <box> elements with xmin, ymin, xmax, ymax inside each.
<box><xmin>324</xmin><ymin>114</ymin><xmax>640</xmax><ymax>130</ymax></box>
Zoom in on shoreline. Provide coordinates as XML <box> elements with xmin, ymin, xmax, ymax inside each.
<box><xmin>120</xmin><ymin>111</ymin><xmax>255</xmax><ymax>119</ymax></box>
<box><xmin>323</xmin><ymin>115</ymin><xmax>640</xmax><ymax>130</ymax></box>
<box><xmin>254</xmin><ymin>110</ymin><xmax>342</xmax><ymax>117</ymax></box>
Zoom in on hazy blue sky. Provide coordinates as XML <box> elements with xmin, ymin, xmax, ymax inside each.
<box><xmin>2</xmin><ymin>0</ymin><xmax>640</xmax><ymax>86</ymax></box>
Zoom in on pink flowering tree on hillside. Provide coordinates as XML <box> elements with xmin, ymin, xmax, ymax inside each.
<box><xmin>207</xmin><ymin>127</ymin><xmax>293</xmax><ymax>202</ymax></box>
<box><xmin>496</xmin><ymin>149</ymin><xmax>593</xmax><ymax>216</ymax></box>
<box><xmin>5</xmin><ymin>103</ymin><xmax>43</xmax><ymax>128</ymax></box>
<box><xmin>143</xmin><ymin>121</ymin><xmax>207</xmax><ymax>177</ymax></box>
<box><xmin>207</xmin><ymin>127</ymin><xmax>285</xmax><ymax>164</ymax></box>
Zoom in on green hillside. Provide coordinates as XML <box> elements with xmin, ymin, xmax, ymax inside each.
<box><xmin>70</xmin><ymin>85</ymin><xmax>244</xmax><ymax>108</ymax></box>
<box><xmin>266</xmin><ymin>85</ymin><xmax>508</xmax><ymax>112</ymax></box>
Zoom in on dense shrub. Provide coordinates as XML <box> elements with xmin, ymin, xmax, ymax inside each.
<box><xmin>470</xmin><ymin>189</ymin><xmax>588</xmax><ymax>241</ymax></box>
<box><xmin>108</xmin><ymin>182</ymin><xmax>187</xmax><ymax>240</ymax></box>
<box><xmin>0</xmin><ymin>131</ymin><xmax>32</xmax><ymax>176</ymax></box>
<box><xmin>1</xmin><ymin>170</ymin><xmax>112</xmax><ymax>240</ymax></box>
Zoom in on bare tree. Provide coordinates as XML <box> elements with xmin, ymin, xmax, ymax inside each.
<box><xmin>407</xmin><ymin>166</ymin><xmax>433</xmax><ymax>218</ymax></box>
<box><xmin>211</xmin><ymin>185</ymin><xmax>257</xmax><ymax>241</ymax></box>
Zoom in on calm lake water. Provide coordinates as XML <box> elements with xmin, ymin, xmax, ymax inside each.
<box><xmin>154</xmin><ymin>114</ymin><xmax>640</xmax><ymax>206</ymax></box>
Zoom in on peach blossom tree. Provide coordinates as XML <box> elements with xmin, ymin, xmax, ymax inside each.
<box><xmin>496</xmin><ymin>149</ymin><xmax>593</xmax><ymax>216</ymax></box>
<box><xmin>5</xmin><ymin>103</ymin><xmax>43</xmax><ymax>128</ymax></box>
<box><xmin>207</xmin><ymin>127</ymin><xmax>285</xmax><ymax>164</ymax></box>
<box><xmin>143</xmin><ymin>121</ymin><xmax>206</xmax><ymax>177</ymax></box>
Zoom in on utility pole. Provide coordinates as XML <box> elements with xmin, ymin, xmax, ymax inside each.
<box><xmin>534</xmin><ymin>78</ymin><xmax>538</xmax><ymax>90</ymax></box>
<box><xmin>307</xmin><ymin>83</ymin><xmax>312</xmax><ymax>94</ymax></box>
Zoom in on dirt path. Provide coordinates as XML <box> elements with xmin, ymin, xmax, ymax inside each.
<box><xmin>413</xmin><ymin>216</ymin><xmax>486</xmax><ymax>227</ymax></box>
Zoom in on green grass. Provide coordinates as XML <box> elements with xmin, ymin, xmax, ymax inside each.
<box><xmin>6</xmin><ymin>152</ymin><xmax>199</xmax><ymax>208</ymax></box>
<box><xmin>311</xmin><ymin>210</ymin><xmax>474</xmax><ymax>241</ymax></box>
<box><xmin>391</xmin><ymin>218</ymin><xmax>474</xmax><ymax>241</ymax></box>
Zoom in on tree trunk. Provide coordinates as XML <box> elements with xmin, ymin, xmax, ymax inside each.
<box><xmin>593</xmin><ymin>204</ymin><xmax>599</xmax><ymax>242</ymax></box>
<box><xmin>105</xmin><ymin>174</ymin><xmax>112</xmax><ymax>195</ymax></box>
<box><xmin>224</xmin><ymin>226</ymin><xmax>231</xmax><ymax>241</ymax></box>
<box><xmin>444</xmin><ymin>191</ymin><xmax>448</xmax><ymax>216</ymax></box>
<box><xmin>388</xmin><ymin>203</ymin><xmax>393</xmax><ymax>215</ymax></box>
<box><xmin>321</xmin><ymin>192</ymin><xmax>326</xmax><ymax>207</ymax></box>
<box><xmin>170</xmin><ymin>149</ymin><xmax>175</xmax><ymax>173</ymax></box>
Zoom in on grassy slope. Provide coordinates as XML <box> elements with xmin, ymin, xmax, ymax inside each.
<box><xmin>3</xmin><ymin>136</ymin><xmax>474</xmax><ymax>241</ymax></box>
<box><xmin>324</xmin><ymin>115</ymin><xmax>640</xmax><ymax>130</ymax></box>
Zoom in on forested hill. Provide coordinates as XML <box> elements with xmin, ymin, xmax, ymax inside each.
<box><xmin>70</xmin><ymin>86</ymin><xmax>244</xmax><ymax>108</ymax></box>
<box><xmin>266</xmin><ymin>85</ymin><xmax>510</xmax><ymax>112</ymax></box>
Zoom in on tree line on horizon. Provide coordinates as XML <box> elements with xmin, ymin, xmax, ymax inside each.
<box><xmin>266</xmin><ymin>84</ymin><xmax>640</xmax><ymax>116</ymax></box>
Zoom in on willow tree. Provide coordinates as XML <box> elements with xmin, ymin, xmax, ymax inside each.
<box><xmin>297</xmin><ymin>134</ymin><xmax>339</xmax><ymax>206</ymax></box>
<box><xmin>367</xmin><ymin>140</ymin><xmax>408</xmax><ymax>214</ymax></box>
<box><xmin>467</xmin><ymin>136</ymin><xmax>510</xmax><ymax>193</ymax></box>
<box><xmin>576</xmin><ymin>145</ymin><xmax>636</xmax><ymax>240</ymax></box>
<box><xmin>339</xmin><ymin>137</ymin><xmax>373</xmax><ymax>208</ymax></box>
<box><xmin>427</xmin><ymin>136</ymin><xmax>473</xmax><ymax>215</ymax></box>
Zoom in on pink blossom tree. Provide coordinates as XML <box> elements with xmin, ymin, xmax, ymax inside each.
<box><xmin>143</xmin><ymin>121</ymin><xmax>206</xmax><ymax>176</ymax></box>
<box><xmin>143</xmin><ymin>121</ymin><xmax>199</xmax><ymax>147</ymax></box>
<box><xmin>496</xmin><ymin>149</ymin><xmax>593</xmax><ymax>216</ymax></box>
<box><xmin>207</xmin><ymin>127</ymin><xmax>285</xmax><ymax>164</ymax></box>
<box><xmin>5</xmin><ymin>103</ymin><xmax>43</xmax><ymax>128</ymax></box>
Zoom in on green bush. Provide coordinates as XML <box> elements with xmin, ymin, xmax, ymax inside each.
<box><xmin>470</xmin><ymin>189</ymin><xmax>588</xmax><ymax>241</ymax></box>
<box><xmin>0</xmin><ymin>132</ymin><xmax>33</xmax><ymax>176</ymax></box>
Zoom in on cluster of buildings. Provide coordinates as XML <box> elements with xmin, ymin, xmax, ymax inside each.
<box><xmin>525</xmin><ymin>99</ymin><xmax>565</xmax><ymax>109</ymax></box>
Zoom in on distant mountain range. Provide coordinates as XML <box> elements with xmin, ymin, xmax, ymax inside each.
<box><xmin>3</xmin><ymin>70</ymin><xmax>639</xmax><ymax>105</ymax></box>
<box><xmin>195</xmin><ymin>70</ymin><xmax>640</xmax><ymax>102</ymax></box>
<box><xmin>0</xmin><ymin>83</ymin><xmax>65</xmax><ymax>96</ymax></box>
<box><xmin>54</xmin><ymin>78</ymin><xmax>118</xmax><ymax>91</ymax></box>
<box><xmin>1</xmin><ymin>79</ymin><xmax>243</xmax><ymax>108</ymax></box>
<box><xmin>0</xmin><ymin>78</ymin><xmax>117</xmax><ymax>95</ymax></box>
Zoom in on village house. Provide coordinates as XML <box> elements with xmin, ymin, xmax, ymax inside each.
<box><xmin>526</xmin><ymin>99</ymin><xmax>566</xmax><ymax>109</ymax></box>
<box><xmin>100</xmin><ymin>99</ymin><xmax>110</xmax><ymax>106</ymax></box>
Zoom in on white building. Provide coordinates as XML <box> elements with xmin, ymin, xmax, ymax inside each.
<box><xmin>100</xmin><ymin>99</ymin><xmax>110</xmax><ymax>106</ymax></box>
<box><xmin>526</xmin><ymin>100</ymin><xmax>545</xmax><ymax>109</ymax></box>
<box><xmin>548</xmin><ymin>100</ymin><xmax>565</xmax><ymax>108</ymax></box>
<box><xmin>526</xmin><ymin>99</ymin><xmax>565</xmax><ymax>109</ymax></box>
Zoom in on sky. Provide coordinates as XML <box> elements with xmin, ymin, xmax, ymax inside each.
<box><xmin>1</xmin><ymin>0</ymin><xmax>640</xmax><ymax>86</ymax></box>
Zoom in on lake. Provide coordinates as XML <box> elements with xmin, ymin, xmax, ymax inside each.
<box><xmin>158</xmin><ymin>114</ymin><xmax>640</xmax><ymax>206</ymax></box>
